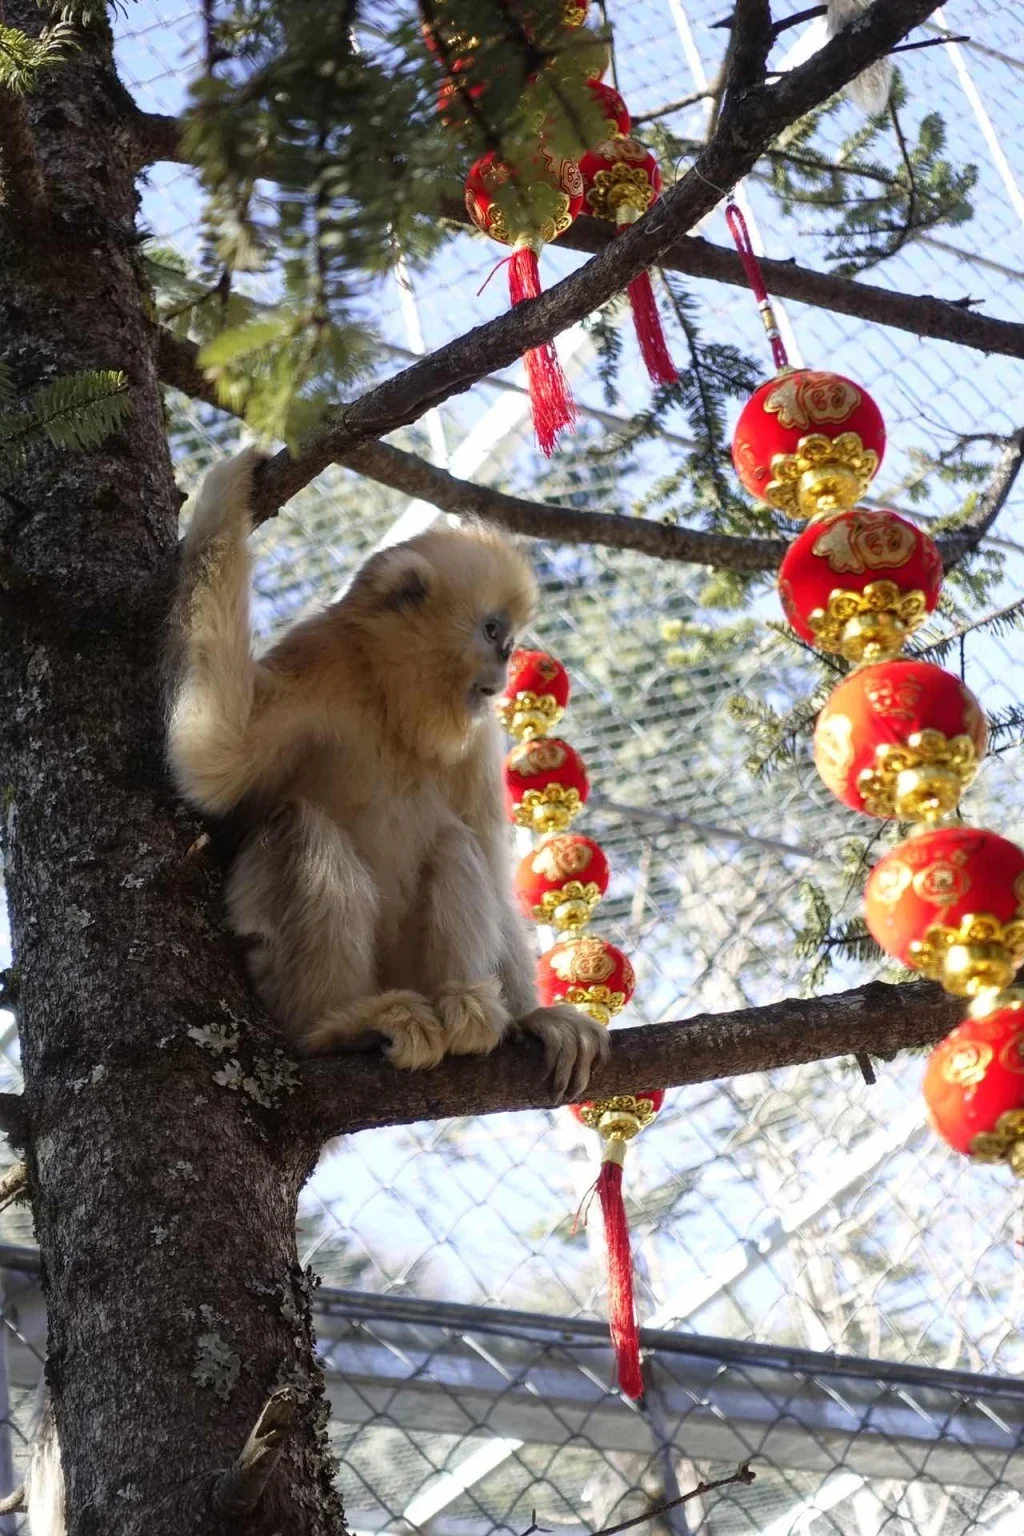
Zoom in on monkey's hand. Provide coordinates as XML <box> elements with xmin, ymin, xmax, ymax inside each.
<box><xmin>184</xmin><ymin>444</ymin><xmax>264</xmax><ymax>551</ymax></box>
<box><xmin>516</xmin><ymin>1005</ymin><xmax>610</xmax><ymax>1102</ymax></box>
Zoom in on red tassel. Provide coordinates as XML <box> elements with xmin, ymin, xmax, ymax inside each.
<box><xmin>596</xmin><ymin>1150</ymin><xmax>644</xmax><ymax>1399</ymax></box>
<box><xmin>626</xmin><ymin>270</ymin><xmax>678</xmax><ymax>387</ymax></box>
<box><xmin>508</xmin><ymin>244</ymin><xmax>577</xmax><ymax>457</ymax></box>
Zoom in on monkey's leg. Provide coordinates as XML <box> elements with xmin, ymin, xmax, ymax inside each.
<box><xmin>417</xmin><ymin>824</ymin><xmax>510</xmax><ymax>1057</ymax></box>
<box><xmin>228</xmin><ymin>803</ymin><xmax>447</xmax><ymax>1069</ymax></box>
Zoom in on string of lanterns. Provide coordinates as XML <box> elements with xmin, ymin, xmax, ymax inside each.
<box><xmin>424</xmin><ymin>0</ymin><xmax>677</xmax><ymax>456</ymax></box>
<box><xmin>498</xmin><ymin>650</ymin><xmax>662</xmax><ymax>1400</ymax></box>
<box><xmin>726</xmin><ymin>198</ymin><xmax>1024</xmax><ymax>1181</ymax></box>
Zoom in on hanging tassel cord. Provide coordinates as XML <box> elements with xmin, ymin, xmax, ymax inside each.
<box><xmin>615</xmin><ymin>206</ymin><xmax>678</xmax><ymax>386</ymax></box>
<box><xmin>507</xmin><ymin>243</ymin><xmax>577</xmax><ymax>457</ymax></box>
<box><xmin>596</xmin><ymin>1143</ymin><xmax>644</xmax><ymax>1400</ymax></box>
<box><xmin>724</xmin><ymin>199</ymin><xmax>789</xmax><ymax>371</ymax></box>
<box><xmin>626</xmin><ymin>270</ymin><xmax>678</xmax><ymax>387</ymax></box>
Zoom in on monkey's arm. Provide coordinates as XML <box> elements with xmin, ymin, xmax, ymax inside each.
<box><xmin>167</xmin><ymin>449</ymin><xmax>297</xmax><ymax>815</ymax></box>
<box><xmin>457</xmin><ymin>725</ymin><xmax>609</xmax><ymax>1098</ymax></box>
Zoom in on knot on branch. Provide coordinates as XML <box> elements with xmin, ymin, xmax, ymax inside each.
<box><xmin>210</xmin><ymin>1387</ymin><xmax>297</xmax><ymax>1520</ymax></box>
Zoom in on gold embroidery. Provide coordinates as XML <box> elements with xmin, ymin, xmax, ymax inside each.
<box><xmin>811</xmin><ymin>510</ymin><xmax>916</xmax><ymax>575</ymax></box>
<box><xmin>764</xmin><ymin>371</ymin><xmax>861</xmax><ymax>431</ymax></box>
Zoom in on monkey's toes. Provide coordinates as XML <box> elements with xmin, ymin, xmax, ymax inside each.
<box><xmin>437</xmin><ymin>977</ymin><xmax>509</xmax><ymax>1056</ymax></box>
<box><xmin>374</xmin><ymin>991</ymin><xmax>448</xmax><ymax>1071</ymax></box>
<box><xmin>516</xmin><ymin>1004</ymin><xmax>610</xmax><ymax>1102</ymax></box>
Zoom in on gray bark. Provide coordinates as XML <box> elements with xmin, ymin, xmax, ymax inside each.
<box><xmin>0</xmin><ymin>8</ymin><xmax>344</xmax><ymax>1533</ymax></box>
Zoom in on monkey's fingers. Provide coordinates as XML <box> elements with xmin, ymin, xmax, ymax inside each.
<box><xmin>517</xmin><ymin>1005</ymin><xmax>610</xmax><ymax>1103</ymax></box>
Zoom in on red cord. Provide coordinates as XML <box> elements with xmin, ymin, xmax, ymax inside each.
<box><xmin>597</xmin><ymin>1156</ymin><xmax>644</xmax><ymax>1400</ymax></box>
<box><xmin>508</xmin><ymin>245</ymin><xmax>577</xmax><ymax>457</ymax></box>
<box><xmin>724</xmin><ymin>199</ymin><xmax>789</xmax><ymax>371</ymax></box>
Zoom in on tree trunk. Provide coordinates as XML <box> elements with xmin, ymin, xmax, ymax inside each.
<box><xmin>0</xmin><ymin>9</ymin><xmax>344</xmax><ymax>1532</ymax></box>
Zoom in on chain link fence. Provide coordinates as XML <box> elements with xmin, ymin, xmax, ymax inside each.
<box><xmin>3</xmin><ymin>1</ymin><xmax>1024</xmax><ymax>1531</ymax></box>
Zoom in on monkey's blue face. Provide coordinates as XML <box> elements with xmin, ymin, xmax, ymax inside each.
<box><xmin>466</xmin><ymin>611</ymin><xmax>516</xmax><ymax>713</ymax></box>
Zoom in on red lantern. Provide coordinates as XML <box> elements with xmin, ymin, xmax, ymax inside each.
<box><xmin>779</xmin><ymin>506</ymin><xmax>942</xmax><ymax>664</ymax></box>
<box><xmin>571</xmin><ymin>1089</ymin><xmax>665</xmax><ymax>1398</ymax></box>
<box><xmin>578</xmin><ymin>137</ymin><xmax>676</xmax><ymax>386</ymax></box>
<box><xmin>733</xmin><ymin>369</ymin><xmax>886</xmax><ymax>521</ymax></box>
<box><xmin>537</xmin><ymin>934</ymin><xmax>635</xmax><ymax>1023</ymax></box>
<box><xmin>504</xmin><ymin>736</ymin><xmax>589</xmax><ymax>831</ymax></box>
<box><xmin>814</xmin><ymin>659</ymin><xmax>987</xmax><ymax>821</ymax></box>
<box><xmin>864</xmin><ymin>827</ymin><xmax>1024</xmax><ymax>996</ymax></box>
<box><xmin>497</xmin><ymin>648</ymin><xmax>571</xmax><ymax>740</ymax></box>
<box><xmin>515</xmin><ymin>833</ymin><xmax>610</xmax><ymax>930</ymax></box>
<box><xmin>466</xmin><ymin>149</ymin><xmax>584</xmax><ymax>456</ymax></box>
<box><xmin>924</xmin><ymin>1002</ymin><xmax>1024</xmax><ymax>1175</ymax></box>
<box><xmin>437</xmin><ymin>59</ymin><xmax>487</xmax><ymax>129</ymax></box>
<box><xmin>585</xmin><ymin>79</ymin><xmax>631</xmax><ymax>138</ymax></box>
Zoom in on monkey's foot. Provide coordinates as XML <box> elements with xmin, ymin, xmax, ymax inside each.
<box><xmin>516</xmin><ymin>1004</ymin><xmax>610</xmax><ymax>1102</ymax></box>
<box><xmin>307</xmin><ymin>990</ymin><xmax>447</xmax><ymax>1070</ymax></box>
<box><xmin>437</xmin><ymin>977</ymin><xmax>509</xmax><ymax>1057</ymax></box>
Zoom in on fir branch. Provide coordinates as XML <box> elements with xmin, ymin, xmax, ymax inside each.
<box><xmin>0</xmin><ymin>370</ymin><xmax>130</xmax><ymax>472</ymax></box>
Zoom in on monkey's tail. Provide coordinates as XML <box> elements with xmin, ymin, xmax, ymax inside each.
<box><xmin>26</xmin><ymin>1385</ymin><xmax>66</xmax><ymax>1536</ymax></box>
<box><xmin>826</xmin><ymin>0</ymin><xmax>893</xmax><ymax>118</ymax></box>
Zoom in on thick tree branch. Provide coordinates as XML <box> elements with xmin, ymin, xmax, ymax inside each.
<box><xmin>131</xmin><ymin>109</ymin><xmax>186</xmax><ymax>169</ymax></box>
<box><xmin>211</xmin><ymin>1389</ymin><xmax>297</xmax><ymax>1519</ymax></box>
<box><xmin>246</xmin><ymin>0</ymin><xmax>941</xmax><ymax>521</ymax></box>
<box><xmin>722</xmin><ymin>0</ymin><xmax>775</xmax><ymax>101</ymax></box>
<box><xmin>293</xmin><ymin>977</ymin><xmax>958</xmax><ymax>1140</ymax></box>
<box><xmin>0</xmin><ymin>1095</ymin><xmax>28</xmax><ymax>1148</ymax></box>
<box><xmin>940</xmin><ymin>427</ymin><xmax>1024</xmax><ymax>570</ymax></box>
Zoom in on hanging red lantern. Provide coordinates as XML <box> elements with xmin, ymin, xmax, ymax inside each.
<box><xmin>515</xmin><ymin>833</ymin><xmax>610</xmax><ymax>930</ymax></box>
<box><xmin>778</xmin><ymin>506</ymin><xmax>943</xmax><ymax>662</ymax></box>
<box><xmin>437</xmin><ymin>59</ymin><xmax>487</xmax><ymax>129</ymax></box>
<box><xmin>465</xmin><ymin>148</ymin><xmax>583</xmax><ymax>456</ymax></box>
<box><xmin>497</xmin><ymin>648</ymin><xmax>571</xmax><ymax>740</ymax></box>
<box><xmin>732</xmin><ymin>369</ymin><xmax>886</xmax><ymax>521</ymax></box>
<box><xmin>814</xmin><ymin>659</ymin><xmax>987</xmax><ymax>821</ymax></box>
<box><xmin>571</xmin><ymin>1090</ymin><xmax>665</xmax><ymax>1398</ymax></box>
<box><xmin>578</xmin><ymin>137</ymin><xmax>677</xmax><ymax>387</ymax></box>
<box><xmin>584</xmin><ymin>79</ymin><xmax>631</xmax><ymax>137</ymax></box>
<box><xmin>504</xmin><ymin>736</ymin><xmax>589</xmax><ymax>831</ymax></box>
<box><xmin>537</xmin><ymin>934</ymin><xmax>635</xmax><ymax>1023</ymax></box>
<box><xmin>923</xmin><ymin>1001</ymin><xmax>1024</xmax><ymax>1175</ymax></box>
<box><xmin>864</xmin><ymin>827</ymin><xmax>1024</xmax><ymax>996</ymax></box>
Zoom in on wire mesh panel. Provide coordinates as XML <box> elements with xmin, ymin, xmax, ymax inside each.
<box><xmin>3</xmin><ymin>1</ymin><xmax>1024</xmax><ymax>1533</ymax></box>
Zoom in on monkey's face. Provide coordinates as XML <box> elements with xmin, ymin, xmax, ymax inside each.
<box><xmin>347</xmin><ymin>526</ymin><xmax>537</xmax><ymax>758</ymax></box>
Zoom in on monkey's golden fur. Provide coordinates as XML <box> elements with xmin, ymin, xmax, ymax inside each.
<box><xmin>166</xmin><ymin>449</ymin><xmax>608</xmax><ymax>1097</ymax></box>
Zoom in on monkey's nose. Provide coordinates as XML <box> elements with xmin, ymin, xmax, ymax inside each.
<box><xmin>478</xmin><ymin>683</ymin><xmax>499</xmax><ymax>698</ymax></box>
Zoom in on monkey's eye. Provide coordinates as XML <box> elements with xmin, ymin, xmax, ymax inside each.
<box><xmin>483</xmin><ymin>618</ymin><xmax>501</xmax><ymax>643</ymax></box>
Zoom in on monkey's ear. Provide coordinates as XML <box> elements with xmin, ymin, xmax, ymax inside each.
<box><xmin>359</xmin><ymin>547</ymin><xmax>433</xmax><ymax>612</ymax></box>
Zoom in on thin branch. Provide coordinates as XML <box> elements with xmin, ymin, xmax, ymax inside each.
<box><xmin>940</xmin><ymin>427</ymin><xmax>1024</xmax><ymax>569</ymax></box>
<box><xmin>0</xmin><ymin>1486</ymin><xmax>24</xmax><ymax>1515</ymax></box>
<box><xmin>210</xmin><ymin>1388</ymin><xmax>297</xmax><ymax>1519</ymax></box>
<box><xmin>244</xmin><ymin>0</ymin><xmax>942</xmax><ymax>520</ymax></box>
<box><xmin>156</xmin><ymin>329</ymin><xmax>785</xmax><ymax>568</ymax></box>
<box><xmin>593</xmin><ymin>1465</ymin><xmax>755</xmax><ymax>1536</ymax></box>
<box><xmin>345</xmin><ymin>441</ymin><xmax>787</xmax><ymax>570</ymax></box>
<box><xmin>292</xmin><ymin>977</ymin><xmax>962</xmax><ymax>1140</ymax></box>
<box><xmin>156</xmin><ymin>330</ymin><xmax>1017</xmax><ymax>573</ymax></box>
<box><xmin>0</xmin><ymin>1160</ymin><xmax>27</xmax><ymax>1214</ymax></box>
<box><xmin>890</xmin><ymin>31</ymin><xmax>969</xmax><ymax>54</ymax></box>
